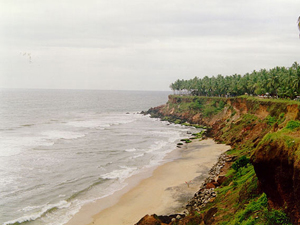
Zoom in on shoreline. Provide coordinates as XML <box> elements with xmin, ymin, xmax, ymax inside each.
<box><xmin>66</xmin><ymin>139</ymin><xmax>230</xmax><ymax>225</ymax></box>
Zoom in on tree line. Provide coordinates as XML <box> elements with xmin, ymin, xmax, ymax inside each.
<box><xmin>169</xmin><ymin>62</ymin><xmax>300</xmax><ymax>99</ymax></box>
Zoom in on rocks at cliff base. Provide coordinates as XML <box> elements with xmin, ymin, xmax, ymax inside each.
<box><xmin>185</xmin><ymin>153</ymin><xmax>235</xmax><ymax>212</ymax></box>
<box><xmin>135</xmin><ymin>214</ymin><xmax>161</xmax><ymax>225</ymax></box>
<box><xmin>186</xmin><ymin>188</ymin><xmax>217</xmax><ymax>212</ymax></box>
<box><xmin>135</xmin><ymin>153</ymin><xmax>236</xmax><ymax>225</ymax></box>
<box><xmin>135</xmin><ymin>214</ymin><xmax>185</xmax><ymax>225</ymax></box>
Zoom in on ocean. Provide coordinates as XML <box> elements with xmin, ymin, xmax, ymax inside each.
<box><xmin>0</xmin><ymin>89</ymin><xmax>198</xmax><ymax>225</ymax></box>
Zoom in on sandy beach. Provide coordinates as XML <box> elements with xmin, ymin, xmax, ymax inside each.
<box><xmin>66</xmin><ymin>139</ymin><xmax>230</xmax><ymax>225</ymax></box>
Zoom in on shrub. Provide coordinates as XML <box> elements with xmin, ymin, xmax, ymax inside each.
<box><xmin>265</xmin><ymin>209</ymin><xmax>292</xmax><ymax>225</ymax></box>
<box><xmin>190</xmin><ymin>100</ymin><xmax>203</xmax><ymax>110</ymax></box>
<box><xmin>203</xmin><ymin>106</ymin><xmax>217</xmax><ymax>117</ymax></box>
<box><xmin>285</xmin><ymin>120</ymin><xmax>300</xmax><ymax>131</ymax></box>
<box><xmin>232</xmin><ymin>156</ymin><xmax>250</xmax><ymax>172</ymax></box>
<box><xmin>234</xmin><ymin>193</ymin><xmax>268</xmax><ymax>223</ymax></box>
<box><xmin>278</xmin><ymin>113</ymin><xmax>285</xmax><ymax>124</ymax></box>
<box><xmin>219</xmin><ymin>100</ymin><xmax>225</xmax><ymax>109</ymax></box>
<box><xmin>174</xmin><ymin>119</ymin><xmax>182</xmax><ymax>124</ymax></box>
<box><xmin>266</xmin><ymin>115</ymin><xmax>276</xmax><ymax>125</ymax></box>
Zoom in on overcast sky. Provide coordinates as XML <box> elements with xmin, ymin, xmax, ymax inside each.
<box><xmin>0</xmin><ymin>0</ymin><xmax>299</xmax><ymax>91</ymax></box>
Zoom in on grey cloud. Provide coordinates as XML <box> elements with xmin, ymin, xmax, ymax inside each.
<box><xmin>1</xmin><ymin>0</ymin><xmax>300</xmax><ymax>91</ymax></box>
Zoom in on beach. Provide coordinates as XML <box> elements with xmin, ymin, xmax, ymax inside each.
<box><xmin>66</xmin><ymin>139</ymin><xmax>230</xmax><ymax>225</ymax></box>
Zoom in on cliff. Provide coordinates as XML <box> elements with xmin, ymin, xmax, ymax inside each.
<box><xmin>145</xmin><ymin>95</ymin><xmax>300</xmax><ymax>224</ymax></box>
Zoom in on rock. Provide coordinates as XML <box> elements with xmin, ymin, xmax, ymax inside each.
<box><xmin>217</xmin><ymin>176</ymin><xmax>228</xmax><ymax>185</ymax></box>
<box><xmin>206</xmin><ymin>183</ymin><xmax>216</xmax><ymax>189</ymax></box>
<box><xmin>204</xmin><ymin>207</ymin><xmax>218</xmax><ymax>225</ymax></box>
<box><xmin>135</xmin><ymin>214</ymin><xmax>161</xmax><ymax>225</ymax></box>
<box><xmin>212</xmin><ymin>181</ymin><xmax>220</xmax><ymax>187</ymax></box>
<box><xmin>226</xmin><ymin>155</ymin><xmax>237</xmax><ymax>162</ymax></box>
<box><xmin>176</xmin><ymin>215</ymin><xmax>181</xmax><ymax>220</ymax></box>
<box><xmin>157</xmin><ymin>215</ymin><xmax>172</xmax><ymax>224</ymax></box>
<box><xmin>209</xmin><ymin>197</ymin><xmax>216</xmax><ymax>202</ymax></box>
<box><xmin>179</xmin><ymin>214</ymin><xmax>203</xmax><ymax>225</ymax></box>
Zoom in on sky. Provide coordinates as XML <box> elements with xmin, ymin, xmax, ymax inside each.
<box><xmin>0</xmin><ymin>0</ymin><xmax>300</xmax><ymax>91</ymax></box>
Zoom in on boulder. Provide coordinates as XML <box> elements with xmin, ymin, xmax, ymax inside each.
<box><xmin>204</xmin><ymin>207</ymin><xmax>218</xmax><ymax>225</ymax></box>
<box><xmin>206</xmin><ymin>183</ymin><xmax>216</xmax><ymax>189</ymax></box>
<box><xmin>135</xmin><ymin>214</ymin><xmax>161</xmax><ymax>225</ymax></box>
<box><xmin>212</xmin><ymin>181</ymin><xmax>220</xmax><ymax>187</ymax></box>
<box><xmin>217</xmin><ymin>176</ymin><xmax>228</xmax><ymax>185</ymax></box>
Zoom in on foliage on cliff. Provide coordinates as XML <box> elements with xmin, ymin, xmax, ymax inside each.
<box><xmin>146</xmin><ymin>95</ymin><xmax>300</xmax><ymax>224</ymax></box>
<box><xmin>169</xmin><ymin>62</ymin><xmax>300</xmax><ymax>99</ymax></box>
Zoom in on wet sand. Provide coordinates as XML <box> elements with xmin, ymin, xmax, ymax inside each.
<box><xmin>66</xmin><ymin>139</ymin><xmax>230</xmax><ymax>225</ymax></box>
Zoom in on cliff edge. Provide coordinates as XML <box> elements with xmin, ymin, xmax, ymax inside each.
<box><xmin>144</xmin><ymin>95</ymin><xmax>300</xmax><ymax>224</ymax></box>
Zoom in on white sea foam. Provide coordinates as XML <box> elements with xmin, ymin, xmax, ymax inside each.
<box><xmin>125</xmin><ymin>148</ymin><xmax>137</xmax><ymax>152</ymax></box>
<box><xmin>3</xmin><ymin>200</ymin><xmax>70</xmax><ymax>225</ymax></box>
<box><xmin>0</xmin><ymin>136</ymin><xmax>52</xmax><ymax>157</ymax></box>
<box><xmin>0</xmin><ymin>130</ymin><xmax>85</xmax><ymax>157</ymax></box>
<box><xmin>67</xmin><ymin>116</ymin><xmax>136</xmax><ymax>129</ymax></box>
<box><xmin>101</xmin><ymin>166</ymin><xmax>137</xmax><ymax>182</ymax></box>
<box><xmin>41</xmin><ymin>130</ymin><xmax>85</xmax><ymax>140</ymax></box>
<box><xmin>146</xmin><ymin>140</ymin><xmax>168</xmax><ymax>153</ymax></box>
<box><xmin>131</xmin><ymin>153</ymin><xmax>145</xmax><ymax>159</ymax></box>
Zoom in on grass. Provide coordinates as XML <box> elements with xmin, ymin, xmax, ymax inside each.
<box><xmin>150</xmin><ymin>95</ymin><xmax>296</xmax><ymax>224</ymax></box>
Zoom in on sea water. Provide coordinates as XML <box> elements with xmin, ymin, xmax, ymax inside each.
<box><xmin>0</xmin><ymin>89</ymin><xmax>198</xmax><ymax>225</ymax></box>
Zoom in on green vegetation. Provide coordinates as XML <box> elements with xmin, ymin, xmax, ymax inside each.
<box><xmin>147</xmin><ymin>93</ymin><xmax>299</xmax><ymax>224</ymax></box>
<box><xmin>232</xmin><ymin>156</ymin><xmax>250</xmax><ymax>172</ymax></box>
<box><xmin>170</xmin><ymin>62</ymin><xmax>300</xmax><ymax>99</ymax></box>
<box><xmin>230</xmin><ymin>193</ymin><xmax>268</xmax><ymax>224</ymax></box>
<box><xmin>180</xmin><ymin>138</ymin><xmax>192</xmax><ymax>143</ymax></box>
<box><xmin>284</xmin><ymin>120</ymin><xmax>300</xmax><ymax>131</ymax></box>
<box><xmin>265</xmin><ymin>209</ymin><xmax>292</xmax><ymax>225</ymax></box>
<box><xmin>191</xmin><ymin>131</ymin><xmax>205</xmax><ymax>139</ymax></box>
<box><xmin>265</xmin><ymin>115</ymin><xmax>277</xmax><ymax>125</ymax></box>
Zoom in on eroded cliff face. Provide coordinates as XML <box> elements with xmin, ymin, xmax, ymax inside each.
<box><xmin>252</xmin><ymin>129</ymin><xmax>300</xmax><ymax>224</ymax></box>
<box><xmin>147</xmin><ymin>95</ymin><xmax>300</xmax><ymax>223</ymax></box>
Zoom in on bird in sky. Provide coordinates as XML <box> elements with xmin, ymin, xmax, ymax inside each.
<box><xmin>20</xmin><ymin>52</ymin><xmax>32</xmax><ymax>63</ymax></box>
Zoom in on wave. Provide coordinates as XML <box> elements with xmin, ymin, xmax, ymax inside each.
<box><xmin>101</xmin><ymin>166</ymin><xmax>137</xmax><ymax>182</ymax></box>
<box><xmin>3</xmin><ymin>200</ymin><xmax>70</xmax><ymax>225</ymax></box>
<box><xmin>0</xmin><ymin>130</ymin><xmax>85</xmax><ymax>157</ymax></box>
<box><xmin>66</xmin><ymin>114</ymin><xmax>136</xmax><ymax>129</ymax></box>
<box><xmin>125</xmin><ymin>148</ymin><xmax>137</xmax><ymax>152</ymax></box>
<box><xmin>131</xmin><ymin>153</ymin><xmax>145</xmax><ymax>159</ymax></box>
<box><xmin>66</xmin><ymin>178</ymin><xmax>108</xmax><ymax>201</ymax></box>
<box><xmin>41</xmin><ymin>130</ymin><xmax>85</xmax><ymax>140</ymax></box>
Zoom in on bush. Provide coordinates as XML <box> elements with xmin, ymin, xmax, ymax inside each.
<box><xmin>190</xmin><ymin>100</ymin><xmax>203</xmax><ymax>110</ymax></box>
<box><xmin>174</xmin><ymin>119</ymin><xmax>182</xmax><ymax>124</ymax></box>
<box><xmin>203</xmin><ymin>106</ymin><xmax>217</xmax><ymax>117</ymax></box>
<box><xmin>278</xmin><ymin>113</ymin><xmax>285</xmax><ymax>124</ymax></box>
<box><xmin>233</xmin><ymin>193</ymin><xmax>268</xmax><ymax>223</ymax></box>
<box><xmin>266</xmin><ymin>115</ymin><xmax>276</xmax><ymax>125</ymax></box>
<box><xmin>232</xmin><ymin>156</ymin><xmax>250</xmax><ymax>172</ymax></box>
<box><xmin>265</xmin><ymin>209</ymin><xmax>291</xmax><ymax>225</ymax></box>
<box><xmin>285</xmin><ymin>120</ymin><xmax>300</xmax><ymax>131</ymax></box>
<box><xmin>219</xmin><ymin>100</ymin><xmax>225</xmax><ymax>109</ymax></box>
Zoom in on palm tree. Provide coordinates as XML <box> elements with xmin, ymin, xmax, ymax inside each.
<box><xmin>298</xmin><ymin>16</ymin><xmax>300</xmax><ymax>36</ymax></box>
